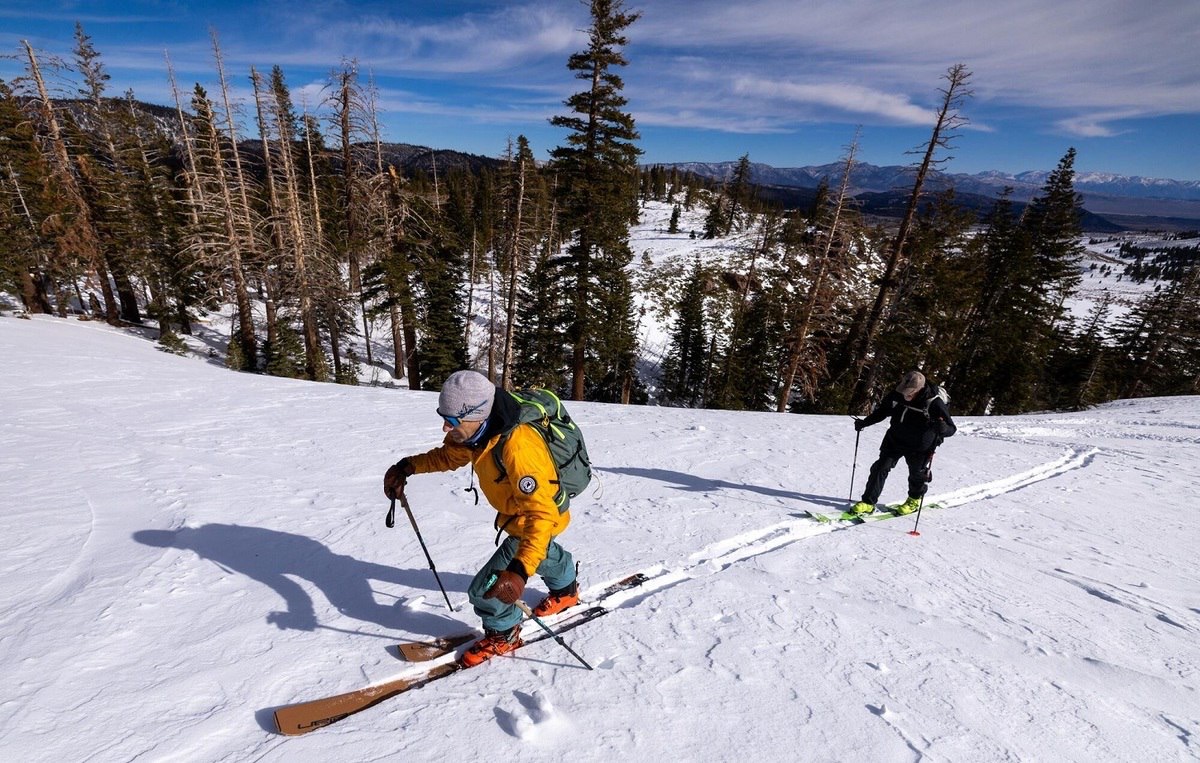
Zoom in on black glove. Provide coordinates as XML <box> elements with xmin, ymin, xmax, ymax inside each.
<box><xmin>854</xmin><ymin>419</ymin><xmax>867</xmax><ymax>432</ymax></box>
<box><xmin>484</xmin><ymin>568</ymin><xmax>527</xmax><ymax>604</ymax></box>
<box><xmin>383</xmin><ymin>458</ymin><xmax>415</xmax><ymax>499</ymax></box>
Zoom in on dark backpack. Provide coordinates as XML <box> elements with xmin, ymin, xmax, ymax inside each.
<box><xmin>492</xmin><ymin>388</ymin><xmax>592</xmax><ymax>511</ymax></box>
<box><xmin>898</xmin><ymin>383</ymin><xmax>950</xmax><ymax>420</ymax></box>
<box><xmin>924</xmin><ymin>384</ymin><xmax>950</xmax><ymax>415</ymax></box>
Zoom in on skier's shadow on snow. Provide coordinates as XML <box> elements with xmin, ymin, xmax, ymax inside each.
<box><xmin>602</xmin><ymin>466</ymin><xmax>845</xmax><ymax>509</ymax></box>
<box><xmin>133</xmin><ymin>524</ymin><xmax>471</xmax><ymax>637</ymax></box>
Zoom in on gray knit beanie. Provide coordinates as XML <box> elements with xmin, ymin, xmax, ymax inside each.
<box><xmin>437</xmin><ymin>370</ymin><xmax>496</xmax><ymax>421</ymax></box>
<box><xmin>897</xmin><ymin>370</ymin><xmax>926</xmax><ymax>396</ymax></box>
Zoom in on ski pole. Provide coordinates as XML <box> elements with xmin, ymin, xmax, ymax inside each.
<box><xmin>484</xmin><ymin>573</ymin><xmax>592</xmax><ymax>670</ymax></box>
<box><xmin>908</xmin><ymin>452</ymin><xmax>935</xmax><ymax>537</ymax></box>
<box><xmin>516</xmin><ymin>600</ymin><xmax>593</xmax><ymax>670</ymax></box>
<box><xmin>390</xmin><ymin>494</ymin><xmax>454</xmax><ymax>611</ymax></box>
<box><xmin>847</xmin><ymin>419</ymin><xmax>862</xmax><ymax>507</ymax></box>
<box><xmin>908</xmin><ymin>494</ymin><xmax>926</xmax><ymax>537</ymax></box>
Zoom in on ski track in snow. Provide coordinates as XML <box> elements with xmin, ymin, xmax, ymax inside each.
<box><xmin>327</xmin><ymin>442</ymin><xmax>1101</xmax><ymax>706</ymax></box>
<box><xmin>589</xmin><ymin>445</ymin><xmax>1099</xmax><ymax>613</ymax></box>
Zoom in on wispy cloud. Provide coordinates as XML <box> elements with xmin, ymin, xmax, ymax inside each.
<box><xmin>1</xmin><ymin>0</ymin><xmax>1196</xmax><ymax>176</ymax></box>
<box><xmin>286</xmin><ymin>4</ymin><xmax>585</xmax><ymax>75</ymax></box>
<box><xmin>1054</xmin><ymin>110</ymin><xmax>1141</xmax><ymax>139</ymax></box>
<box><xmin>731</xmin><ymin>77</ymin><xmax>935</xmax><ymax>126</ymax></box>
<box><xmin>630</xmin><ymin>0</ymin><xmax>1200</xmax><ymax>133</ymax></box>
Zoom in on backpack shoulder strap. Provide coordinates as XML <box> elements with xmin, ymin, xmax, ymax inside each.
<box><xmin>490</xmin><ymin>389</ymin><xmax>556</xmax><ymax>482</ymax></box>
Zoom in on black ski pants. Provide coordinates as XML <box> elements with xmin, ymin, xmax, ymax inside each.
<box><xmin>861</xmin><ymin>443</ymin><xmax>933</xmax><ymax>504</ymax></box>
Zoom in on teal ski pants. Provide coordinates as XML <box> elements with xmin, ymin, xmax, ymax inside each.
<box><xmin>468</xmin><ymin>535</ymin><xmax>575</xmax><ymax>632</ymax></box>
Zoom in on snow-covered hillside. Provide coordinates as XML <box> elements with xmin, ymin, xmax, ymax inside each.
<box><xmin>2</xmin><ymin>315</ymin><xmax>1197</xmax><ymax>761</ymax></box>
<box><xmin>1071</xmin><ymin>233</ymin><xmax>1193</xmax><ymax>323</ymax></box>
<box><xmin>1</xmin><ymin>197</ymin><xmax>1167</xmax><ymax>395</ymax></box>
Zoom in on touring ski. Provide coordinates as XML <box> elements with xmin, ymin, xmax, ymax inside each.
<box><xmin>395</xmin><ymin>571</ymin><xmax>649</xmax><ymax>662</ymax></box>
<box><xmin>809</xmin><ymin>502</ymin><xmax>945</xmax><ymax>525</ymax></box>
<box><xmin>272</xmin><ymin>572</ymin><xmax>649</xmax><ymax>735</ymax></box>
<box><xmin>843</xmin><ymin>502</ymin><xmax>944</xmax><ymax>523</ymax></box>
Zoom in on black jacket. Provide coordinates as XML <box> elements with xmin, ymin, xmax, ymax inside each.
<box><xmin>861</xmin><ymin>383</ymin><xmax>956</xmax><ymax>453</ymax></box>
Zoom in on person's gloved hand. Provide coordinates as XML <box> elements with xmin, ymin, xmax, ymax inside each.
<box><xmin>854</xmin><ymin>419</ymin><xmax>866</xmax><ymax>432</ymax></box>
<box><xmin>384</xmin><ymin>458</ymin><xmax>415</xmax><ymax>499</ymax></box>
<box><xmin>484</xmin><ymin>569</ymin><xmax>527</xmax><ymax>604</ymax></box>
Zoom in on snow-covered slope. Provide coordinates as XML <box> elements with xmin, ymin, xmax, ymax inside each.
<box><xmin>2</xmin><ymin>315</ymin><xmax>1197</xmax><ymax>761</ymax></box>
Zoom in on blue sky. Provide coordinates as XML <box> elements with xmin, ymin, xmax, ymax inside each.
<box><xmin>3</xmin><ymin>0</ymin><xmax>1198</xmax><ymax>180</ymax></box>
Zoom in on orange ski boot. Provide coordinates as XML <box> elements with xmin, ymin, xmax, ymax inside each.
<box><xmin>460</xmin><ymin>625</ymin><xmax>522</xmax><ymax>667</ymax></box>
<box><xmin>532</xmin><ymin>580</ymin><xmax>579</xmax><ymax>617</ymax></box>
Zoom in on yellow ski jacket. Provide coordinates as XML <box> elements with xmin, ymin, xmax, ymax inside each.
<box><xmin>408</xmin><ymin>423</ymin><xmax>569</xmax><ymax>576</ymax></box>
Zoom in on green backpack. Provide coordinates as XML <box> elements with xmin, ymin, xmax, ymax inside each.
<box><xmin>492</xmin><ymin>388</ymin><xmax>592</xmax><ymax>511</ymax></box>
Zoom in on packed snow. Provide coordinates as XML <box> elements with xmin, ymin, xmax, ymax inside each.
<box><xmin>2</xmin><ymin>314</ymin><xmax>1198</xmax><ymax>762</ymax></box>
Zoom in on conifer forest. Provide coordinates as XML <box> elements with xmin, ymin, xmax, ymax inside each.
<box><xmin>2</xmin><ymin>8</ymin><xmax>1198</xmax><ymax>415</ymax></box>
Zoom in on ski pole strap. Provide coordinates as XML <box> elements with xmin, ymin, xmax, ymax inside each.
<box><xmin>386</xmin><ymin>497</ymin><xmax>396</xmax><ymax>528</ymax></box>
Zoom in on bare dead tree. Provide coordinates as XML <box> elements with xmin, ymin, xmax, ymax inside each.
<box><xmin>21</xmin><ymin>39</ymin><xmax>115</xmax><ymax>320</ymax></box>
<box><xmin>267</xmin><ymin>68</ymin><xmax>326</xmax><ymax>381</ymax></box>
<box><xmin>500</xmin><ymin>138</ymin><xmax>533</xmax><ymax>389</ymax></box>
<box><xmin>182</xmin><ymin>83</ymin><xmax>260</xmax><ymax>368</ymax></box>
<box><xmin>849</xmin><ymin>63</ymin><xmax>973</xmax><ymax>410</ymax></box>
<box><xmin>777</xmin><ymin>131</ymin><xmax>861</xmax><ymax>411</ymax></box>
<box><xmin>329</xmin><ymin>62</ymin><xmax>384</xmax><ymax>366</ymax></box>
<box><xmin>73</xmin><ymin>24</ymin><xmax>142</xmax><ymax>323</ymax></box>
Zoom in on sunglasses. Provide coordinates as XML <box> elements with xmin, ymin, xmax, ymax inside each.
<box><xmin>438</xmin><ymin>411</ymin><xmax>462</xmax><ymax>427</ymax></box>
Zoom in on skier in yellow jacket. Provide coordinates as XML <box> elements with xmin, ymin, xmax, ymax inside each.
<box><xmin>383</xmin><ymin>370</ymin><xmax>579</xmax><ymax>666</ymax></box>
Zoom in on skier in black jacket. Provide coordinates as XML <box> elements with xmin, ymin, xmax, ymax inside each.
<box><xmin>851</xmin><ymin>370</ymin><xmax>956</xmax><ymax>516</ymax></box>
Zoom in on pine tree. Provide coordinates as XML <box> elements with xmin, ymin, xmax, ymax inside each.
<box><xmin>514</xmin><ymin>240</ymin><xmax>568</xmax><ymax>389</ymax></box>
<box><xmin>702</xmin><ymin>192</ymin><xmax>728</xmax><ymax>239</ymax></box>
<box><xmin>871</xmin><ymin>191</ymin><xmax>978</xmax><ymax>387</ymax></box>
<box><xmin>0</xmin><ymin>78</ymin><xmax>55</xmax><ymax>313</ymax></box>
<box><xmin>659</xmin><ymin>257</ymin><xmax>710</xmax><ymax>406</ymax></box>
<box><xmin>725</xmin><ymin>153</ymin><xmax>754</xmax><ymax>235</ymax></box>
<box><xmin>1013</xmin><ymin>148</ymin><xmax>1087</xmax><ymax>408</ymax></box>
<box><xmin>1114</xmin><ymin>264</ymin><xmax>1200</xmax><ymax>398</ymax></box>
<box><xmin>710</xmin><ymin>215</ymin><xmax>782</xmax><ymax>409</ymax></box>
<box><xmin>73</xmin><ymin>24</ymin><xmax>144</xmax><ymax>324</ymax></box>
<box><xmin>548</xmin><ymin>0</ymin><xmax>643</xmax><ymax>401</ymax></box>
<box><xmin>116</xmin><ymin>92</ymin><xmax>194</xmax><ymax>341</ymax></box>
<box><xmin>1054</xmin><ymin>291</ymin><xmax>1116</xmax><ymax>409</ymax></box>
<box><xmin>415</xmin><ymin>236</ymin><xmax>470</xmax><ymax>386</ymax></box>
<box><xmin>1024</xmin><ymin>148</ymin><xmax>1086</xmax><ymax>324</ymax></box>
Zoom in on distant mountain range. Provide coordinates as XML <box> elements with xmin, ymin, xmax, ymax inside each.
<box><xmin>49</xmin><ymin>98</ymin><xmax>1200</xmax><ymax>231</ymax></box>
<box><xmin>663</xmin><ymin>160</ymin><xmax>1200</xmax><ymax>202</ymax></box>
<box><xmin>663</xmin><ymin>160</ymin><xmax>1200</xmax><ymax>231</ymax></box>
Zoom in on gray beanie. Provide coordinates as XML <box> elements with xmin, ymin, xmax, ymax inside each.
<box><xmin>437</xmin><ymin>370</ymin><xmax>496</xmax><ymax>421</ymax></box>
<box><xmin>897</xmin><ymin>370</ymin><xmax>926</xmax><ymax>396</ymax></box>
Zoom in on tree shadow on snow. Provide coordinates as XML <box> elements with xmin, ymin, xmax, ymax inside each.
<box><xmin>600</xmin><ymin>466</ymin><xmax>845</xmax><ymax>509</ymax></box>
<box><xmin>133</xmin><ymin>524</ymin><xmax>472</xmax><ymax>638</ymax></box>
